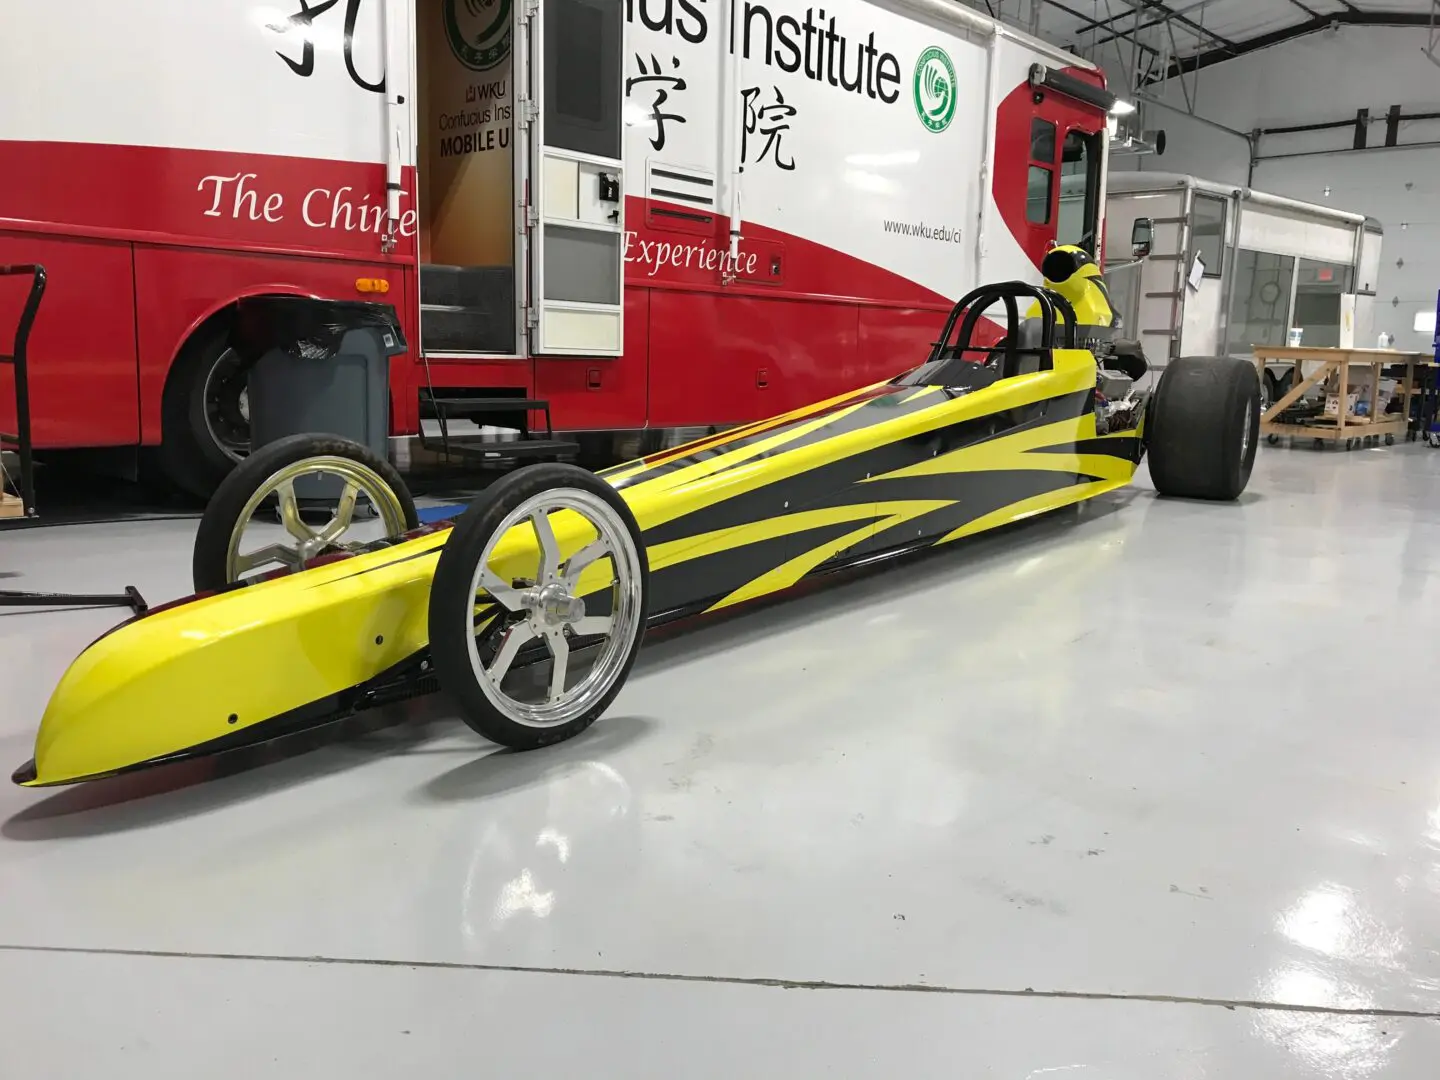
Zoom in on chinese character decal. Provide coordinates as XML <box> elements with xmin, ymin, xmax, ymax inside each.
<box><xmin>740</xmin><ymin>86</ymin><xmax>796</xmax><ymax>173</ymax></box>
<box><xmin>269</xmin><ymin>0</ymin><xmax>385</xmax><ymax>94</ymax></box>
<box><xmin>625</xmin><ymin>54</ymin><xmax>688</xmax><ymax>152</ymax></box>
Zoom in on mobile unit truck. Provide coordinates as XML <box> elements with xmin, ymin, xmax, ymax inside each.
<box><xmin>0</xmin><ymin>0</ymin><xmax>1117</xmax><ymax>497</ymax></box>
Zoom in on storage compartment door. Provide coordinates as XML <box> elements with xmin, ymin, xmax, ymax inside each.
<box><xmin>527</xmin><ymin>0</ymin><xmax>625</xmax><ymax>355</ymax></box>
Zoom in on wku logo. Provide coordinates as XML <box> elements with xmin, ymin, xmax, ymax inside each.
<box><xmin>445</xmin><ymin>0</ymin><xmax>514</xmax><ymax>71</ymax></box>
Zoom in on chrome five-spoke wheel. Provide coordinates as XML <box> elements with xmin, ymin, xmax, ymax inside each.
<box><xmin>428</xmin><ymin>463</ymin><xmax>649</xmax><ymax>750</ymax></box>
<box><xmin>192</xmin><ymin>434</ymin><xmax>419</xmax><ymax>592</ymax></box>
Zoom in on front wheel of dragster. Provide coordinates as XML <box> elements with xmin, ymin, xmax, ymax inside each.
<box><xmin>192</xmin><ymin>433</ymin><xmax>419</xmax><ymax>592</ymax></box>
<box><xmin>428</xmin><ymin>463</ymin><xmax>649</xmax><ymax>750</ymax></box>
<box><xmin>1146</xmin><ymin>355</ymin><xmax>1261</xmax><ymax>501</ymax></box>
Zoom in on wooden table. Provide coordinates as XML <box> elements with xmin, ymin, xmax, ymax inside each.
<box><xmin>1253</xmin><ymin>346</ymin><xmax>1432</xmax><ymax>448</ymax></box>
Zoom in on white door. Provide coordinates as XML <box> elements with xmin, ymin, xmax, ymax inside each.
<box><xmin>520</xmin><ymin>0</ymin><xmax>626</xmax><ymax>355</ymax></box>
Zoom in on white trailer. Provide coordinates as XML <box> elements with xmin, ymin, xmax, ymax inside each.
<box><xmin>1099</xmin><ymin>171</ymin><xmax>1383</xmax><ymax>403</ymax></box>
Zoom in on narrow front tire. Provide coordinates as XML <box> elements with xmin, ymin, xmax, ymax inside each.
<box><xmin>192</xmin><ymin>433</ymin><xmax>417</xmax><ymax>592</ymax></box>
<box><xmin>428</xmin><ymin>463</ymin><xmax>649</xmax><ymax>750</ymax></box>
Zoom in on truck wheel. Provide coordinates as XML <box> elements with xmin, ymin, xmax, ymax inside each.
<box><xmin>429</xmin><ymin>463</ymin><xmax>648</xmax><ymax>751</ymax></box>
<box><xmin>192</xmin><ymin>433</ymin><xmax>417</xmax><ymax>592</ymax></box>
<box><xmin>1260</xmin><ymin>369</ymin><xmax>1277</xmax><ymax>414</ymax></box>
<box><xmin>1274</xmin><ymin>367</ymin><xmax>1295</xmax><ymax>406</ymax></box>
<box><xmin>161</xmin><ymin>318</ymin><xmax>252</xmax><ymax>499</ymax></box>
<box><xmin>1147</xmin><ymin>355</ymin><xmax>1260</xmax><ymax>501</ymax></box>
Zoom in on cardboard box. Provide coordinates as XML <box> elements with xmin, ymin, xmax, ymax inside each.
<box><xmin>1325</xmin><ymin>392</ymin><xmax>1360</xmax><ymax>418</ymax></box>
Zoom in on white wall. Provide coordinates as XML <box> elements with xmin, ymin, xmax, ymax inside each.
<box><xmin>1106</xmin><ymin>26</ymin><xmax>1440</xmax><ymax>353</ymax></box>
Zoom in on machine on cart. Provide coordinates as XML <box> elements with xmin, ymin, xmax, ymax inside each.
<box><xmin>1247</xmin><ymin>287</ymin><xmax>1438</xmax><ymax>450</ymax></box>
<box><xmin>0</xmin><ymin>262</ymin><xmax>147</xmax><ymax>614</ymax></box>
<box><xmin>1253</xmin><ymin>344</ymin><xmax>1429</xmax><ymax>451</ymax></box>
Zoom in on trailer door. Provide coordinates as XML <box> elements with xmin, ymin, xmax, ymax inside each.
<box><xmin>521</xmin><ymin>0</ymin><xmax>626</xmax><ymax>356</ymax></box>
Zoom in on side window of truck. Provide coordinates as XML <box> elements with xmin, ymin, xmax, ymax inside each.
<box><xmin>1056</xmin><ymin>129</ymin><xmax>1103</xmax><ymax>255</ymax></box>
<box><xmin>1027</xmin><ymin>119</ymin><xmax>1057</xmax><ymax>225</ymax></box>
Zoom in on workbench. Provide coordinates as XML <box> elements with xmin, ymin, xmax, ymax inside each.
<box><xmin>1253</xmin><ymin>346</ymin><xmax>1432</xmax><ymax>449</ymax></box>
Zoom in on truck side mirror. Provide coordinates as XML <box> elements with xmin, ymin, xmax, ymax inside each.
<box><xmin>1131</xmin><ymin>218</ymin><xmax>1154</xmax><ymax>259</ymax></box>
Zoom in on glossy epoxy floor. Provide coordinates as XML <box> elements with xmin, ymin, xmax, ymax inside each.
<box><xmin>4</xmin><ymin>447</ymin><xmax>1440</xmax><ymax>1077</ymax></box>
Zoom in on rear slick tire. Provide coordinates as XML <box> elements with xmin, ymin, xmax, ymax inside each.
<box><xmin>428</xmin><ymin>463</ymin><xmax>649</xmax><ymax>751</ymax></box>
<box><xmin>1147</xmin><ymin>355</ymin><xmax>1260</xmax><ymax>501</ymax></box>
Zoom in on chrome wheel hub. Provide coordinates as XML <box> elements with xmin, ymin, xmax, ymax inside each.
<box><xmin>527</xmin><ymin>582</ymin><xmax>587</xmax><ymax>631</ymax></box>
<box><xmin>204</xmin><ymin>347</ymin><xmax>252</xmax><ymax>462</ymax></box>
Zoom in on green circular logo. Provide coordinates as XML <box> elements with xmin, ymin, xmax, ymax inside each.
<box><xmin>913</xmin><ymin>46</ymin><xmax>956</xmax><ymax>133</ymax></box>
<box><xmin>444</xmin><ymin>0</ymin><xmax>513</xmax><ymax>72</ymax></box>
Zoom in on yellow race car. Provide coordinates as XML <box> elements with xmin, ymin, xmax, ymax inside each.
<box><xmin>13</xmin><ymin>270</ymin><xmax>1260</xmax><ymax>788</ymax></box>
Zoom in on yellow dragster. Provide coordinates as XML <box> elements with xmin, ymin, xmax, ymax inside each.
<box><xmin>13</xmin><ymin>271</ymin><xmax>1260</xmax><ymax>788</ymax></box>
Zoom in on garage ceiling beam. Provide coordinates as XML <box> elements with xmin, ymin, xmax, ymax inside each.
<box><xmin>1034</xmin><ymin>0</ymin><xmax>1117</xmax><ymax>34</ymax></box>
<box><xmin>1079</xmin><ymin>0</ymin><xmax>1238</xmax><ymax>53</ymax></box>
<box><xmin>1152</xmin><ymin>11</ymin><xmax>1436</xmax><ymax>80</ymax></box>
<box><xmin>1027</xmin><ymin>0</ymin><xmax>1167</xmax><ymax>61</ymax></box>
<box><xmin>1033</xmin><ymin>0</ymin><xmax>1162</xmax><ymax>55</ymax></box>
<box><xmin>1088</xmin><ymin>13</ymin><xmax>1199</xmax><ymax>52</ymax></box>
<box><xmin>1087</xmin><ymin>3</ymin><xmax>1241</xmax><ymax>56</ymax></box>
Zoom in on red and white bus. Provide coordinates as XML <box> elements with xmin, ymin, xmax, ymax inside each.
<box><xmin>0</xmin><ymin>0</ymin><xmax>1117</xmax><ymax>497</ymax></box>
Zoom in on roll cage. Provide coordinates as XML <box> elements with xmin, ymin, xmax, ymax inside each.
<box><xmin>896</xmin><ymin>281</ymin><xmax>1080</xmax><ymax>391</ymax></box>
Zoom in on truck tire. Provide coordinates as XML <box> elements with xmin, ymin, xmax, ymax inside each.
<box><xmin>161</xmin><ymin>317</ymin><xmax>251</xmax><ymax>500</ymax></box>
<box><xmin>1261</xmin><ymin>368</ymin><xmax>1277</xmax><ymax>413</ymax></box>
<box><xmin>1147</xmin><ymin>355</ymin><xmax>1260</xmax><ymax>501</ymax></box>
<box><xmin>1274</xmin><ymin>367</ymin><xmax>1294</xmax><ymax>402</ymax></box>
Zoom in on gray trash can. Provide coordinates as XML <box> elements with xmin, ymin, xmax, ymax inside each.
<box><xmin>233</xmin><ymin>296</ymin><xmax>407</xmax><ymax>503</ymax></box>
